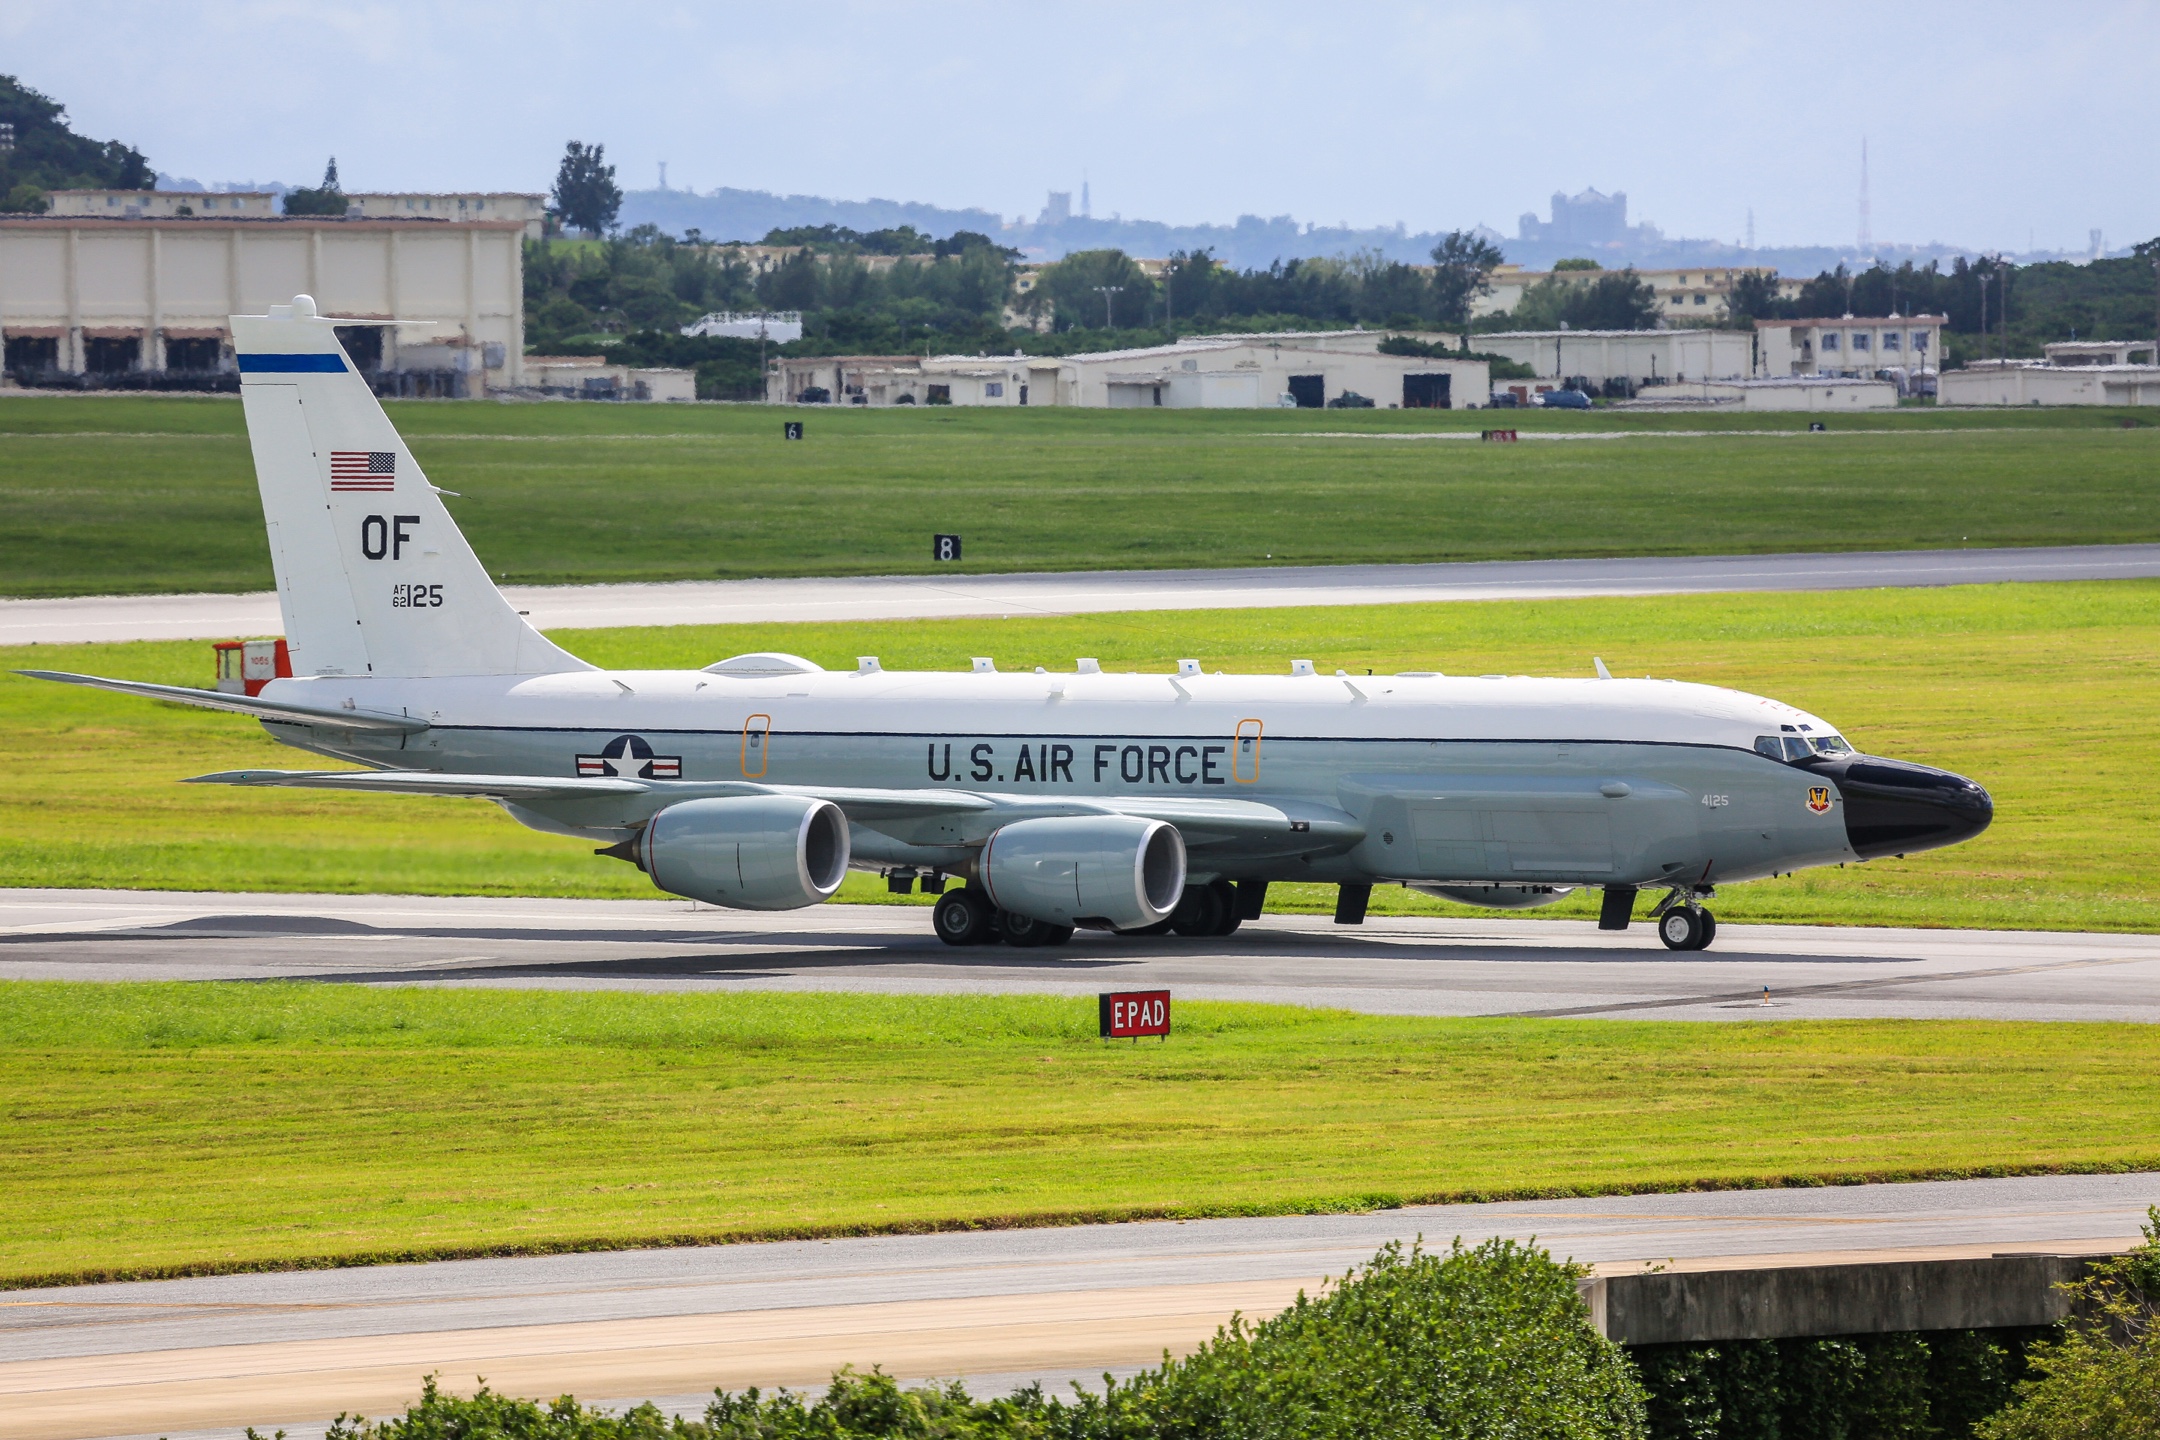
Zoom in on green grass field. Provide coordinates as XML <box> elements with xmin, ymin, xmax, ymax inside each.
<box><xmin>1</xmin><ymin>395</ymin><xmax>2155</xmax><ymax>597</ymax></box>
<box><xmin>3</xmin><ymin>580</ymin><xmax>2154</xmax><ymax>931</ymax></box>
<box><xmin>3</xmin><ymin>982</ymin><xmax>2156</xmax><ymax>1285</ymax></box>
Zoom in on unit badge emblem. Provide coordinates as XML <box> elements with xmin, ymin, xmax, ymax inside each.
<box><xmin>577</xmin><ymin>734</ymin><xmax>682</xmax><ymax>780</ymax></box>
<box><xmin>1806</xmin><ymin>785</ymin><xmax>1833</xmax><ymax>814</ymax></box>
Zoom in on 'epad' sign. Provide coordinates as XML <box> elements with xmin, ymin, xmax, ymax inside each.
<box><xmin>1099</xmin><ymin>989</ymin><xmax>1170</xmax><ymax>1039</ymax></box>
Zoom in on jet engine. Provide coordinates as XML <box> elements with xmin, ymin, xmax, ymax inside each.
<box><xmin>640</xmin><ymin>795</ymin><xmax>850</xmax><ymax>910</ymax></box>
<box><xmin>980</xmin><ymin>816</ymin><xmax>1185</xmax><ymax>930</ymax></box>
<box><xmin>1409</xmin><ymin>882</ymin><xmax>1574</xmax><ymax>910</ymax></box>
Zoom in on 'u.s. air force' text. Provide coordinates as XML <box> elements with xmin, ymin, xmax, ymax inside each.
<box><xmin>928</xmin><ymin>741</ymin><xmax>1229</xmax><ymax>785</ymax></box>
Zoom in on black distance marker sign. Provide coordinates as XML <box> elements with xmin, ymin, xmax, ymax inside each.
<box><xmin>932</xmin><ymin>534</ymin><xmax>962</xmax><ymax>562</ymax></box>
<box><xmin>783</xmin><ymin>421</ymin><xmax>804</xmax><ymax>440</ymax></box>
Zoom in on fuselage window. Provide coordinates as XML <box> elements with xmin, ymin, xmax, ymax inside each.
<box><xmin>1754</xmin><ymin>736</ymin><xmax>1784</xmax><ymax>760</ymax></box>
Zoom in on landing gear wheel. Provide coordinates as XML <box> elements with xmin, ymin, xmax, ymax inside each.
<box><xmin>933</xmin><ymin>888</ymin><xmax>997</xmax><ymax>946</ymax></box>
<box><xmin>1170</xmin><ymin>883</ymin><xmax>1228</xmax><ymax>937</ymax></box>
<box><xmin>1697</xmin><ymin>910</ymin><xmax>1717</xmax><ymax>950</ymax></box>
<box><xmin>998</xmin><ymin>909</ymin><xmax>1074</xmax><ymax>948</ymax></box>
<box><xmin>1208</xmin><ymin>879</ymin><xmax>1242</xmax><ymax>936</ymax></box>
<box><xmin>1658</xmin><ymin>907</ymin><xmax>1711</xmax><ymax>951</ymax></box>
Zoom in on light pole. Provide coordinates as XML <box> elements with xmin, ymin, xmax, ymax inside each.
<box><xmin>1976</xmin><ymin>271</ymin><xmax>1991</xmax><ymax>365</ymax></box>
<box><xmin>1093</xmin><ymin>285</ymin><xmax>1123</xmax><ymax>330</ymax></box>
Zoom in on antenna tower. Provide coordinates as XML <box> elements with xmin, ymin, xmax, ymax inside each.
<box><xmin>1857</xmin><ymin>138</ymin><xmax>1872</xmax><ymax>256</ymax></box>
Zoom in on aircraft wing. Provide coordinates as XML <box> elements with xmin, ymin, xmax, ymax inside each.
<box><xmin>17</xmin><ymin>670</ymin><xmax>429</xmax><ymax>735</ymax></box>
<box><xmin>186</xmin><ymin>768</ymin><xmax>649</xmax><ymax>799</ymax></box>
<box><xmin>182</xmin><ymin>770</ymin><xmax>1002</xmax><ymax>812</ymax></box>
<box><xmin>177</xmin><ymin>769</ymin><xmax>1350</xmax><ymax>844</ymax></box>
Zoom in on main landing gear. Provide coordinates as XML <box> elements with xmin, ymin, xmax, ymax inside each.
<box><xmin>932</xmin><ymin>880</ymin><xmax>1255</xmax><ymax>948</ymax></box>
<box><xmin>932</xmin><ymin>887</ymin><xmax>1075</xmax><ymax>948</ymax></box>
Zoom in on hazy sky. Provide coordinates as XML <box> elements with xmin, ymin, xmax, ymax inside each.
<box><xmin>8</xmin><ymin>0</ymin><xmax>2157</xmax><ymax>253</ymax></box>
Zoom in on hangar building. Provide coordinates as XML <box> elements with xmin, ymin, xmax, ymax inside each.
<box><xmin>771</xmin><ymin>332</ymin><xmax>1487</xmax><ymax>410</ymax></box>
<box><xmin>0</xmin><ymin>206</ymin><xmax>529</xmax><ymax>394</ymax></box>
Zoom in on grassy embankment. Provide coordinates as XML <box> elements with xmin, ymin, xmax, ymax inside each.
<box><xmin>3</xmin><ymin>981</ymin><xmax>2158</xmax><ymax>1285</ymax></box>
<box><xmin>2</xmin><ymin>580</ymin><xmax>2155</xmax><ymax>931</ymax></box>
<box><xmin>1</xmin><ymin>395</ymin><xmax>2155</xmax><ymax>597</ymax></box>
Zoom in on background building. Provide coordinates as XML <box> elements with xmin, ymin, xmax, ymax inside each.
<box><xmin>770</xmin><ymin>333</ymin><xmax>1486</xmax><ymax>410</ymax></box>
<box><xmin>1938</xmin><ymin>343</ymin><xmax>2160</xmax><ymax>407</ymax></box>
<box><xmin>1753</xmin><ymin>316</ymin><xmax>1945</xmax><ymax>380</ymax></box>
<box><xmin>1477</xmin><ymin>329</ymin><xmax>1753</xmax><ymax>388</ymax></box>
<box><xmin>0</xmin><ymin>210</ymin><xmax>527</xmax><ymax>393</ymax></box>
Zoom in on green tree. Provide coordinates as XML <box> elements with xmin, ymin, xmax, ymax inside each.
<box><xmin>552</xmin><ymin>140</ymin><xmax>621</xmax><ymax>238</ymax></box>
<box><xmin>1553</xmin><ymin>257</ymin><xmax>1604</xmax><ymax>271</ymax></box>
<box><xmin>1976</xmin><ymin>1210</ymin><xmax>2160</xmax><ymax>1440</ymax></box>
<box><xmin>1023</xmin><ymin>248</ymin><xmax>1158</xmax><ymax>330</ymax></box>
<box><xmin>1726</xmin><ymin>271</ymin><xmax>1790</xmax><ymax>325</ymax></box>
<box><xmin>281</xmin><ymin>157</ymin><xmax>345</xmax><ymax>216</ymax></box>
<box><xmin>0</xmin><ymin>73</ymin><xmax>151</xmax><ymax>198</ymax></box>
<box><xmin>2134</xmin><ymin>237</ymin><xmax>2160</xmax><ymax>348</ymax></box>
<box><xmin>1430</xmin><ymin>229</ymin><xmax>1507</xmax><ymax>348</ymax></box>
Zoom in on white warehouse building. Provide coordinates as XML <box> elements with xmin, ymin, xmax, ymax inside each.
<box><xmin>0</xmin><ymin>211</ymin><xmax>528</xmax><ymax>394</ymax></box>
<box><xmin>771</xmin><ymin>333</ymin><xmax>1487</xmax><ymax>410</ymax></box>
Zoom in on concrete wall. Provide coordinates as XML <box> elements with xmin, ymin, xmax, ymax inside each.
<box><xmin>1939</xmin><ymin>364</ymin><xmax>2160</xmax><ymax>407</ymax></box>
<box><xmin>1587</xmin><ymin>1254</ymin><xmax>2100</xmax><ymax>1345</ymax></box>
<box><xmin>1479</xmin><ymin>329</ymin><xmax>1752</xmax><ymax>383</ymax></box>
<box><xmin>0</xmin><ymin>217</ymin><xmax>526</xmax><ymax>388</ymax></box>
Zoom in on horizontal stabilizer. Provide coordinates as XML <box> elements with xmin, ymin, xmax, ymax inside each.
<box><xmin>17</xmin><ymin>670</ymin><xmax>428</xmax><ymax>734</ymax></box>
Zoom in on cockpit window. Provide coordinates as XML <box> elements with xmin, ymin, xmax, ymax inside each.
<box><xmin>1757</xmin><ymin>734</ymin><xmax>1852</xmax><ymax>761</ymax></box>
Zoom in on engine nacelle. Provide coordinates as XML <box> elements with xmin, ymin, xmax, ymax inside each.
<box><xmin>981</xmin><ymin>815</ymin><xmax>1186</xmax><ymax>930</ymax></box>
<box><xmin>640</xmin><ymin>795</ymin><xmax>850</xmax><ymax>910</ymax></box>
<box><xmin>1410</xmin><ymin>882</ymin><xmax>1574</xmax><ymax>910</ymax></box>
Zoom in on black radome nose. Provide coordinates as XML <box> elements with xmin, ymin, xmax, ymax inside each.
<box><xmin>1806</xmin><ymin>754</ymin><xmax>1994</xmax><ymax>860</ymax></box>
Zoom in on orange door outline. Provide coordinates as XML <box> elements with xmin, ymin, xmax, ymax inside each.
<box><xmin>741</xmin><ymin>713</ymin><xmax>772</xmax><ymax>778</ymax></box>
<box><xmin>1234</xmin><ymin>718</ymin><xmax>1263</xmax><ymax>783</ymax></box>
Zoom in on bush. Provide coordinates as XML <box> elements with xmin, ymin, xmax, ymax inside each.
<box><xmin>1974</xmin><ymin>1209</ymin><xmax>2160</xmax><ymax>1440</ymax></box>
<box><xmin>311</xmin><ymin>1239</ymin><xmax>1644</xmax><ymax>1440</ymax></box>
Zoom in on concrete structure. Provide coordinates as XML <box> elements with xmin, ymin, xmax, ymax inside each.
<box><xmin>683</xmin><ymin>310</ymin><xmax>803</xmax><ymax>342</ymax></box>
<box><xmin>1589</xmin><ymin>1253</ymin><xmax>2102</xmax><ymax>1345</ymax></box>
<box><xmin>344</xmin><ymin>193</ymin><xmax>547</xmax><ymax>240</ymax></box>
<box><xmin>46</xmin><ymin>189</ymin><xmax>547</xmax><ymax>239</ymax></box>
<box><xmin>2043</xmin><ymin>339</ymin><xmax>2158</xmax><ymax>367</ymax></box>
<box><xmin>522</xmin><ymin>356</ymin><xmax>696</xmax><ymax>402</ymax></box>
<box><xmin>46</xmin><ymin>188</ymin><xmax>277</xmax><ymax>218</ymax></box>
<box><xmin>0</xmin><ymin>213</ymin><xmax>526</xmax><ymax>392</ymax></box>
<box><xmin>1754</xmin><ymin>315</ymin><xmax>1945</xmax><ymax>379</ymax></box>
<box><xmin>1479</xmin><ymin>328</ymin><xmax>1752</xmax><ymax>386</ymax></box>
<box><xmin>1940</xmin><ymin>359</ymin><xmax>2160</xmax><ymax>407</ymax></box>
<box><xmin>1711</xmin><ymin>376</ymin><xmax>1899</xmax><ymax>411</ymax></box>
<box><xmin>770</xmin><ymin>336</ymin><xmax>1486</xmax><ymax>410</ymax></box>
<box><xmin>1478</xmin><ymin>265</ymin><xmax>1799</xmax><ymax>321</ymax></box>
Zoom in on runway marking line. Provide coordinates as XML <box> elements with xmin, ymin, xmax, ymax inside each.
<box><xmin>1503</xmin><ymin>954</ymin><xmax>2155</xmax><ymax>1018</ymax></box>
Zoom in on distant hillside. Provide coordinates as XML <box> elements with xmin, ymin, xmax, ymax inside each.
<box><xmin>617</xmin><ymin>184</ymin><xmax>2028</xmax><ymax>275</ymax></box>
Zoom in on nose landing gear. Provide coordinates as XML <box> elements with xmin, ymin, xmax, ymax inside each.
<box><xmin>1651</xmin><ymin>888</ymin><xmax>1718</xmax><ymax>951</ymax></box>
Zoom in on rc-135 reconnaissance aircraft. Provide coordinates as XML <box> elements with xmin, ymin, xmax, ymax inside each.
<box><xmin>26</xmin><ymin>297</ymin><xmax>1994</xmax><ymax>951</ymax></box>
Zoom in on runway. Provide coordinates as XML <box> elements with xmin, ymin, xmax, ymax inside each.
<box><xmin>5</xmin><ymin>888</ymin><xmax>2159</xmax><ymax>1022</ymax></box>
<box><xmin>2</xmin><ymin>1172</ymin><xmax>2153</xmax><ymax>1440</ymax></box>
<box><xmin>5</xmin><ymin>542</ymin><xmax>2158</xmax><ymax>645</ymax></box>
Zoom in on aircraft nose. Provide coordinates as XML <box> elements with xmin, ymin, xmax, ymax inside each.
<box><xmin>1812</xmin><ymin>754</ymin><xmax>1993</xmax><ymax>860</ymax></box>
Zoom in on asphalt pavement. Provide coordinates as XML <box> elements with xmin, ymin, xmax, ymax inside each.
<box><xmin>3</xmin><ymin>1173</ymin><xmax>2152</xmax><ymax>1440</ymax></box>
<box><xmin>6</xmin><ymin>543</ymin><xmax>2159</xmax><ymax>645</ymax></box>
<box><xmin>5</xmin><ymin>888</ymin><xmax>2158</xmax><ymax>1022</ymax></box>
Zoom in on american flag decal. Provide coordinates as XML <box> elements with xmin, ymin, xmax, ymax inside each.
<box><xmin>330</xmin><ymin>451</ymin><xmax>396</xmax><ymax>491</ymax></box>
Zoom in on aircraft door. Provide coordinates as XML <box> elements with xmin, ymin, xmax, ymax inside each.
<box><xmin>741</xmin><ymin>713</ymin><xmax>771</xmax><ymax>778</ymax></box>
<box><xmin>1234</xmin><ymin>719</ymin><xmax>1263</xmax><ymax>783</ymax></box>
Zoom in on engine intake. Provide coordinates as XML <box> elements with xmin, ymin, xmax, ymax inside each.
<box><xmin>640</xmin><ymin>794</ymin><xmax>850</xmax><ymax>910</ymax></box>
<box><xmin>981</xmin><ymin>815</ymin><xmax>1186</xmax><ymax>930</ymax></box>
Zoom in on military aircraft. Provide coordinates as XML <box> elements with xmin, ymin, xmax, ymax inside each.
<box><xmin>24</xmin><ymin>297</ymin><xmax>1994</xmax><ymax>952</ymax></box>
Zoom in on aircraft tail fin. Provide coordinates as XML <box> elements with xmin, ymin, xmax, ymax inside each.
<box><xmin>232</xmin><ymin>296</ymin><xmax>589</xmax><ymax>680</ymax></box>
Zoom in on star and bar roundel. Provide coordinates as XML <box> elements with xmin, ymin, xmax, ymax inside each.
<box><xmin>577</xmin><ymin>734</ymin><xmax>682</xmax><ymax>780</ymax></box>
